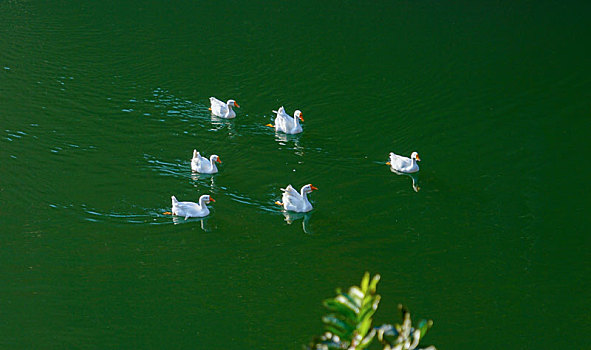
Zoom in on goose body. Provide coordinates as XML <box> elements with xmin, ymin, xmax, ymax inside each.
<box><xmin>387</xmin><ymin>152</ymin><xmax>421</xmax><ymax>173</ymax></box>
<box><xmin>191</xmin><ymin>150</ymin><xmax>221</xmax><ymax>174</ymax></box>
<box><xmin>270</xmin><ymin>106</ymin><xmax>303</xmax><ymax>134</ymax></box>
<box><xmin>276</xmin><ymin>184</ymin><xmax>317</xmax><ymax>213</ymax></box>
<box><xmin>171</xmin><ymin>194</ymin><xmax>214</xmax><ymax>219</ymax></box>
<box><xmin>209</xmin><ymin>97</ymin><xmax>239</xmax><ymax>118</ymax></box>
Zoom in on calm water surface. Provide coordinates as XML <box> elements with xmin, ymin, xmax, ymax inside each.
<box><xmin>1</xmin><ymin>1</ymin><xmax>590</xmax><ymax>349</ymax></box>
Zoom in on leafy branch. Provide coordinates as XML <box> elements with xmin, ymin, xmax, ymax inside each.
<box><xmin>307</xmin><ymin>273</ymin><xmax>435</xmax><ymax>350</ymax></box>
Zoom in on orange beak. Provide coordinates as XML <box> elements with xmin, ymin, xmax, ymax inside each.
<box><xmin>386</xmin><ymin>162</ymin><xmax>391</xmax><ymax>165</ymax></box>
<box><xmin>310</xmin><ymin>185</ymin><xmax>318</xmax><ymax>191</ymax></box>
<box><xmin>416</xmin><ymin>155</ymin><xmax>421</xmax><ymax>161</ymax></box>
<box><xmin>209</xmin><ymin>197</ymin><xmax>215</xmax><ymax>202</ymax></box>
<box><xmin>299</xmin><ymin>114</ymin><xmax>304</xmax><ymax>122</ymax></box>
<box><xmin>216</xmin><ymin>157</ymin><xmax>222</xmax><ymax>163</ymax></box>
<box><xmin>234</xmin><ymin>102</ymin><xmax>240</xmax><ymax>108</ymax></box>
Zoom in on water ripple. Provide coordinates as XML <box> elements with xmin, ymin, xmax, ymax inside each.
<box><xmin>143</xmin><ymin>154</ymin><xmax>188</xmax><ymax>178</ymax></box>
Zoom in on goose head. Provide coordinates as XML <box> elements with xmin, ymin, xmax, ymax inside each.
<box><xmin>302</xmin><ymin>184</ymin><xmax>318</xmax><ymax>193</ymax></box>
<box><xmin>211</xmin><ymin>155</ymin><xmax>222</xmax><ymax>164</ymax></box>
<box><xmin>294</xmin><ymin>110</ymin><xmax>304</xmax><ymax>121</ymax></box>
<box><xmin>227</xmin><ymin>100</ymin><xmax>240</xmax><ymax>108</ymax></box>
<box><xmin>199</xmin><ymin>195</ymin><xmax>215</xmax><ymax>205</ymax></box>
<box><xmin>411</xmin><ymin>152</ymin><xmax>421</xmax><ymax>161</ymax></box>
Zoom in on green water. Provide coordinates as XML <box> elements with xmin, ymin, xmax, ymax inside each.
<box><xmin>1</xmin><ymin>1</ymin><xmax>590</xmax><ymax>348</ymax></box>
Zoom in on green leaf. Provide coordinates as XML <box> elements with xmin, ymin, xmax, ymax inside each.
<box><xmin>360</xmin><ymin>291</ymin><xmax>377</xmax><ymax>311</ymax></box>
<box><xmin>369</xmin><ymin>274</ymin><xmax>381</xmax><ymax>294</ymax></box>
<box><xmin>348</xmin><ymin>286</ymin><xmax>365</xmax><ymax>306</ymax></box>
<box><xmin>324</xmin><ymin>299</ymin><xmax>358</xmax><ymax>321</ymax></box>
<box><xmin>334</xmin><ymin>294</ymin><xmax>359</xmax><ymax>315</ymax></box>
<box><xmin>360</xmin><ymin>272</ymin><xmax>370</xmax><ymax>294</ymax></box>
<box><xmin>358</xmin><ymin>329</ymin><xmax>376</xmax><ymax>350</ymax></box>
<box><xmin>322</xmin><ymin>314</ymin><xmax>355</xmax><ymax>335</ymax></box>
<box><xmin>359</xmin><ymin>295</ymin><xmax>380</xmax><ymax>322</ymax></box>
<box><xmin>324</xmin><ymin>325</ymin><xmax>348</xmax><ymax>339</ymax></box>
<box><xmin>417</xmin><ymin>319</ymin><xmax>433</xmax><ymax>338</ymax></box>
<box><xmin>357</xmin><ymin>316</ymin><xmax>373</xmax><ymax>337</ymax></box>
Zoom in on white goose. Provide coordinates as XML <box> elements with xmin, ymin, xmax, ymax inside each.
<box><xmin>191</xmin><ymin>150</ymin><xmax>221</xmax><ymax>174</ymax></box>
<box><xmin>171</xmin><ymin>194</ymin><xmax>214</xmax><ymax>219</ymax></box>
<box><xmin>275</xmin><ymin>184</ymin><xmax>317</xmax><ymax>213</ymax></box>
<box><xmin>387</xmin><ymin>151</ymin><xmax>421</xmax><ymax>173</ymax></box>
<box><xmin>209</xmin><ymin>97</ymin><xmax>240</xmax><ymax>118</ymax></box>
<box><xmin>267</xmin><ymin>106</ymin><xmax>303</xmax><ymax>134</ymax></box>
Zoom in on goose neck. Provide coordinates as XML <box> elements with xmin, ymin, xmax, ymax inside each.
<box><xmin>224</xmin><ymin>104</ymin><xmax>233</xmax><ymax>117</ymax></box>
<box><xmin>300</xmin><ymin>188</ymin><xmax>310</xmax><ymax>202</ymax></box>
<box><xmin>209</xmin><ymin>156</ymin><xmax>218</xmax><ymax>171</ymax></box>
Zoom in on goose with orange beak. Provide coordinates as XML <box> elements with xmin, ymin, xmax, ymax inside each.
<box><xmin>275</xmin><ymin>184</ymin><xmax>317</xmax><ymax>212</ymax></box>
<box><xmin>266</xmin><ymin>106</ymin><xmax>304</xmax><ymax>134</ymax></box>
<box><xmin>209</xmin><ymin>97</ymin><xmax>239</xmax><ymax>119</ymax></box>
<box><xmin>171</xmin><ymin>194</ymin><xmax>214</xmax><ymax>219</ymax></box>
<box><xmin>386</xmin><ymin>151</ymin><xmax>421</xmax><ymax>173</ymax></box>
<box><xmin>191</xmin><ymin>149</ymin><xmax>221</xmax><ymax>174</ymax></box>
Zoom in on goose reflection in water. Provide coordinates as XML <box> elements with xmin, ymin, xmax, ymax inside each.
<box><xmin>282</xmin><ymin>210</ymin><xmax>313</xmax><ymax>234</ymax></box>
<box><xmin>390</xmin><ymin>168</ymin><xmax>421</xmax><ymax>192</ymax></box>
<box><xmin>209</xmin><ymin>115</ymin><xmax>237</xmax><ymax>137</ymax></box>
<box><xmin>172</xmin><ymin>215</ymin><xmax>211</xmax><ymax>231</ymax></box>
<box><xmin>274</xmin><ymin>132</ymin><xmax>304</xmax><ymax>156</ymax></box>
<box><xmin>191</xmin><ymin>172</ymin><xmax>216</xmax><ymax>190</ymax></box>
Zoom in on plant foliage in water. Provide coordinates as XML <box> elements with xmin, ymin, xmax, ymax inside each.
<box><xmin>307</xmin><ymin>272</ymin><xmax>436</xmax><ymax>350</ymax></box>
